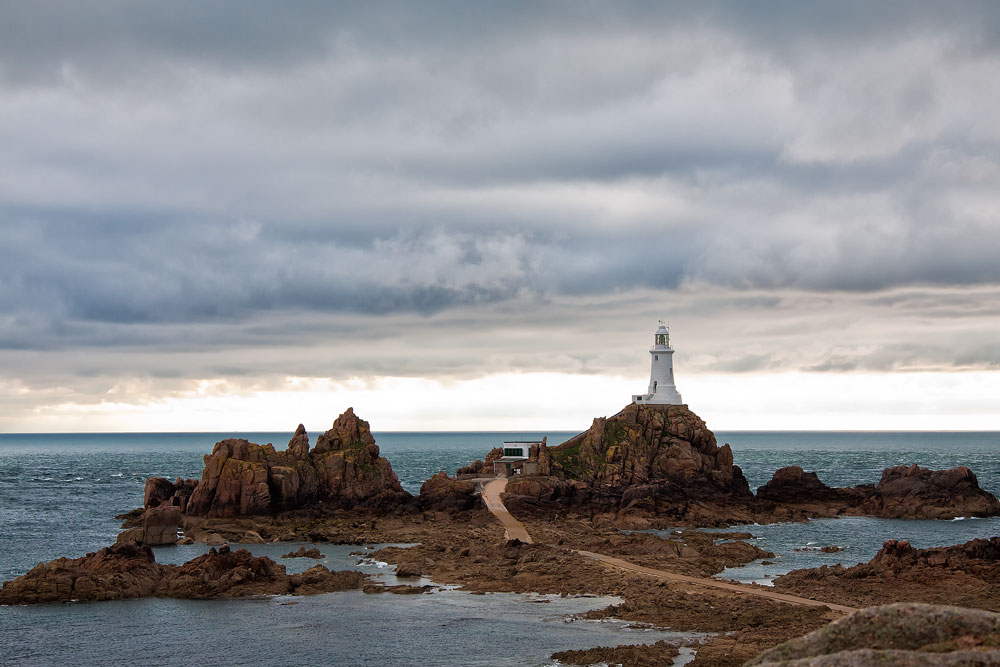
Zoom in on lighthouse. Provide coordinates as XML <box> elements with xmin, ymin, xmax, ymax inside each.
<box><xmin>631</xmin><ymin>321</ymin><xmax>684</xmax><ymax>405</ymax></box>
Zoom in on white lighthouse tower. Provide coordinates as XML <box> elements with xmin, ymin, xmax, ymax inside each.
<box><xmin>631</xmin><ymin>321</ymin><xmax>684</xmax><ymax>405</ymax></box>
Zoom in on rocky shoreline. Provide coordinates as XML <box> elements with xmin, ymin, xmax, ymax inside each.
<box><xmin>4</xmin><ymin>405</ymin><xmax>1000</xmax><ymax>666</ymax></box>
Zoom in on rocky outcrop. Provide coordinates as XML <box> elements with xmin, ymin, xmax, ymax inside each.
<box><xmin>774</xmin><ymin>538</ymin><xmax>1000</xmax><ymax>612</ymax></box>
<box><xmin>756</xmin><ymin>466</ymin><xmax>858</xmax><ymax>506</ymax></box>
<box><xmin>417</xmin><ymin>472</ymin><xmax>478</xmax><ymax>512</ymax></box>
<box><xmin>0</xmin><ymin>544</ymin><xmax>368</xmax><ymax>605</ymax></box>
<box><xmin>549</xmin><ymin>403</ymin><xmax>750</xmax><ymax>497</ymax></box>
<box><xmin>157</xmin><ymin>546</ymin><xmax>290</xmax><ymax>599</ymax></box>
<box><xmin>0</xmin><ymin>543</ymin><xmax>163</xmax><ymax>604</ymax></box>
<box><xmin>499</xmin><ymin>404</ymin><xmax>751</xmax><ymax>523</ymax></box>
<box><xmin>862</xmin><ymin>464</ymin><xmax>1000</xmax><ymax>519</ymax></box>
<box><xmin>184</xmin><ymin>408</ymin><xmax>410</xmax><ymax>518</ymax></box>
<box><xmin>748</xmin><ymin>603</ymin><xmax>1000</xmax><ymax>666</ymax></box>
<box><xmin>756</xmin><ymin>464</ymin><xmax>1000</xmax><ymax>520</ymax></box>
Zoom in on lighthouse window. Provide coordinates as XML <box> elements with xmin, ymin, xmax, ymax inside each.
<box><xmin>656</xmin><ymin>334</ymin><xmax>667</xmax><ymax>345</ymax></box>
<box><xmin>655</xmin><ymin>355</ymin><xmax>658</xmax><ymax>360</ymax></box>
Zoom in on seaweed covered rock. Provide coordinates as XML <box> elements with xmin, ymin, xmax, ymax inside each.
<box><xmin>184</xmin><ymin>408</ymin><xmax>410</xmax><ymax>518</ymax></box>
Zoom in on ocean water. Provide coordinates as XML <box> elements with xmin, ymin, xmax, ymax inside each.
<box><xmin>1</xmin><ymin>430</ymin><xmax>999</xmax><ymax>664</ymax></box>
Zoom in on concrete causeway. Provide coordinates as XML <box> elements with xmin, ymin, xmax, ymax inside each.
<box><xmin>480</xmin><ymin>477</ymin><xmax>534</xmax><ymax>543</ymax></box>
<box><xmin>479</xmin><ymin>478</ymin><xmax>857</xmax><ymax>614</ymax></box>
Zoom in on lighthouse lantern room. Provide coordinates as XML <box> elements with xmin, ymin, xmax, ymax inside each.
<box><xmin>632</xmin><ymin>321</ymin><xmax>684</xmax><ymax>405</ymax></box>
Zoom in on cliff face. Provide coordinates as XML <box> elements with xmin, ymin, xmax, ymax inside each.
<box><xmin>549</xmin><ymin>403</ymin><xmax>751</xmax><ymax>497</ymax></box>
<box><xmin>182</xmin><ymin>408</ymin><xmax>409</xmax><ymax>518</ymax></box>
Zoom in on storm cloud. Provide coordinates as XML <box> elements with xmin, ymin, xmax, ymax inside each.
<box><xmin>2</xmin><ymin>2</ymin><xmax>999</xmax><ymax>428</ymax></box>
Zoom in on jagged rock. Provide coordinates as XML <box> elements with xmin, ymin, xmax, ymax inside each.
<box><xmin>184</xmin><ymin>408</ymin><xmax>410</xmax><ymax>518</ymax></box>
<box><xmin>548</xmin><ymin>403</ymin><xmax>751</xmax><ymax>497</ymax></box>
<box><xmin>747</xmin><ymin>603</ymin><xmax>1000</xmax><ymax>666</ymax></box>
<box><xmin>417</xmin><ymin>472</ymin><xmax>478</xmax><ymax>512</ymax></box>
<box><xmin>313</xmin><ymin>408</ymin><xmax>375</xmax><ymax>454</ymax></box>
<box><xmin>287</xmin><ymin>423</ymin><xmax>310</xmax><ymax>458</ymax></box>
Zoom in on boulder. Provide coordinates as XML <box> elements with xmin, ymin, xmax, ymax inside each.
<box><xmin>142</xmin><ymin>505</ymin><xmax>182</xmax><ymax>545</ymax></box>
<box><xmin>748</xmin><ymin>603</ymin><xmax>1000</xmax><ymax>666</ymax></box>
<box><xmin>143</xmin><ymin>477</ymin><xmax>175</xmax><ymax>508</ymax></box>
<box><xmin>417</xmin><ymin>472</ymin><xmax>478</xmax><ymax>512</ymax></box>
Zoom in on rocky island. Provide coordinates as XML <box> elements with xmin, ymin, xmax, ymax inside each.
<box><xmin>4</xmin><ymin>404</ymin><xmax>1000</xmax><ymax>666</ymax></box>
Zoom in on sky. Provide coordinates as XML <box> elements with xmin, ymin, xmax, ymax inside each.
<box><xmin>2</xmin><ymin>1</ymin><xmax>999</xmax><ymax>433</ymax></box>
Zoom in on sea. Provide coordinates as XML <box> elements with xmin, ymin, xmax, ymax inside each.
<box><xmin>1</xmin><ymin>430</ymin><xmax>999</xmax><ymax>666</ymax></box>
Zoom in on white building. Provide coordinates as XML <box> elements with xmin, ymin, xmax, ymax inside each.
<box><xmin>493</xmin><ymin>441</ymin><xmax>540</xmax><ymax>477</ymax></box>
<box><xmin>632</xmin><ymin>321</ymin><xmax>684</xmax><ymax>405</ymax></box>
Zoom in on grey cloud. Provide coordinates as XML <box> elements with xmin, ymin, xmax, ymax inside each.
<box><xmin>2</xmin><ymin>2</ymin><xmax>1000</xmax><ymax>421</ymax></box>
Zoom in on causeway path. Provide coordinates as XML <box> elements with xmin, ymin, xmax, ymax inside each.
<box><xmin>479</xmin><ymin>479</ymin><xmax>856</xmax><ymax>613</ymax></box>
<box><xmin>481</xmin><ymin>478</ymin><xmax>534</xmax><ymax>543</ymax></box>
<box><xmin>574</xmin><ymin>550</ymin><xmax>857</xmax><ymax>613</ymax></box>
